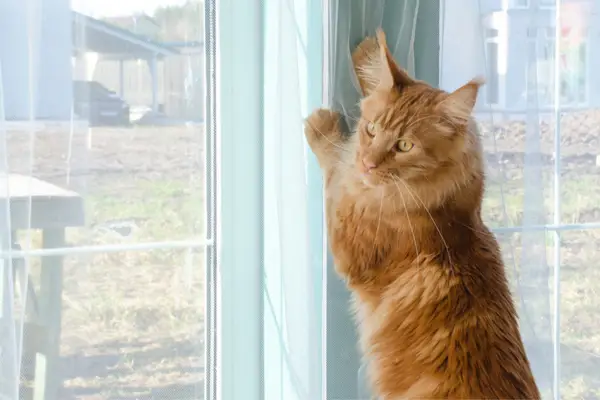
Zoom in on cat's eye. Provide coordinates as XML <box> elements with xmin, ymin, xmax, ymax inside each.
<box><xmin>396</xmin><ymin>139</ymin><xmax>414</xmax><ymax>152</ymax></box>
<box><xmin>366</xmin><ymin>122</ymin><xmax>376</xmax><ymax>136</ymax></box>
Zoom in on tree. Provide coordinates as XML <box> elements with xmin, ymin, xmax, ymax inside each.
<box><xmin>153</xmin><ymin>1</ymin><xmax>204</xmax><ymax>43</ymax></box>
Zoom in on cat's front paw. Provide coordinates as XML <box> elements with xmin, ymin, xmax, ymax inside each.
<box><xmin>304</xmin><ymin>108</ymin><xmax>341</xmax><ymax>146</ymax></box>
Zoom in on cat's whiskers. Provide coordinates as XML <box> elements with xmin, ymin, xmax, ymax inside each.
<box><xmin>396</xmin><ymin>177</ymin><xmax>453</xmax><ymax>268</ymax></box>
<box><xmin>405</xmin><ymin>113</ymin><xmax>461</xmax><ymax>135</ymax></box>
<box><xmin>405</xmin><ymin>115</ymin><xmax>438</xmax><ymax>131</ymax></box>
<box><xmin>340</xmin><ymin>112</ymin><xmax>361</xmax><ymax>124</ymax></box>
<box><xmin>349</xmin><ymin>196</ymin><xmax>370</xmax><ymax>249</ymax></box>
<box><xmin>332</xmin><ymin>159</ymin><xmax>351</xmax><ymax>171</ymax></box>
<box><xmin>310</xmin><ymin>124</ymin><xmax>351</xmax><ymax>153</ymax></box>
<box><xmin>452</xmin><ymin>219</ymin><xmax>494</xmax><ymax>237</ymax></box>
<box><xmin>438</xmin><ymin>113</ymin><xmax>461</xmax><ymax>132</ymax></box>
<box><xmin>389</xmin><ymin>175</ymin><xmax>419</xmax><ymax>256</ymax></box>
<box><xmin>366</xmin><ymin>187</ymin><xmax>385</xmax><ymax>267</ymax></box>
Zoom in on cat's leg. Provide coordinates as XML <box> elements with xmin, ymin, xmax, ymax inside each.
<box><xmin>304</xmin><ymin>108</ymin><xmax>346</xmax><ymax>170</ymax></box>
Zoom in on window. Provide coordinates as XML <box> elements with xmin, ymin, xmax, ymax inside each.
<box><xmin>6</xmin><ymin>2</ymin><xmax>586</xmax><ymax>399</ymax></box>
<box><xmin>1</xmin><ymin>1</ymin><xmax>209</xmax><ymax>399</ymax></box>
<box><xmin>515</xmin><ymin>0</ymin><xmax>530</xmax><ymax>8</ymax></box>
<box><xmin>533</xmin><ymin>27</ymin><xmax>588</xmax><ymax>106</ymax></box>
<box><xmin>539</xmin><ymin>0</ymin><xmax>556</xmax><ymax>7</ymax></box>
<box><xmin>324</xmin><ymin>2</ymin><xmax>598</xmax><ymax>400</ymax></box>
<box><xmin>486</xmin><ymin>42</ymin><xmax>500</xmax><ymax>104</ymax></box>
<box><xmin>485</xmin><ymin>28</ymin><xmax>500</xmax><ymax>105</ymax></box>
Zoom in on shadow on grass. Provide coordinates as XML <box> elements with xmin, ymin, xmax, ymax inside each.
<box><xmin>62</xmin><ymin>382</ymin><xmax>205</xmax><ymax>400</ymax></box>
<box><xmin>20</xmin><ymin>336</ymin><xmax>204</xmax><ymax>400</ymax></box>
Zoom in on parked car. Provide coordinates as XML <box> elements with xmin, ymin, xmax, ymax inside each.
<box><xmin>73</xmin><ymin>80</ymin><xmax>130</xmax><ymax>126</ymax></box>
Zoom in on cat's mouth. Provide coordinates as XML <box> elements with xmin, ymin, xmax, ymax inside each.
<box><xmin>359</xmin><ymin>170</ymin><xmax>389</xmax><ymax>188</ymax></box>
<box><xmin>360</xmin><ymin>175</ymin><xmax>378</xmax><ymax>188</ymax></box>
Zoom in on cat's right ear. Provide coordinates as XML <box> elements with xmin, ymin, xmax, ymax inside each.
<box><xmin>375</xmin><ymin>28</ymin><xmax>414</xmax><ymax>92</ymax></box>
<box><xmin>438</xmin><ymin>76</ymin><xmax>485</xmax><ymax>124</ymax></box>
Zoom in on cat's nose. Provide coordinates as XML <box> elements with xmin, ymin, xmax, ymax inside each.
<box><xmin>362</xmin><ymin>158</ymin><xmax>377</xmax><ymax>173</ymax></box>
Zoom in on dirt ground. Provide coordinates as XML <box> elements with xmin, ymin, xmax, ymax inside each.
<box><xmin>6</xmin><ymin>107</ymin><xmax>600</xmax><ymax>399</ymax></box>
<box><xmin>7</xmin><ymin>123</ymin><xmax>206</xmax><ymax>400</ymax></box>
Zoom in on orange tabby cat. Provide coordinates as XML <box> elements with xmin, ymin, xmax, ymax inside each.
<box><xmin>305</xmin><ymin>29</ymin><xmax>541</xmax><ymax>399</ymax></box>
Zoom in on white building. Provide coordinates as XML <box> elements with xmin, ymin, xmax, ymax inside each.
<box><xmin>0</xmin><ymin>0</ymin><xmax>180</xmax><ymax>121</ymax></box>
<box><xmin>442</xmin><ymin>0</ymin><xmax>600</xmax><ymax>111</ymax></box>
<box><xmin>0</xmin><ymin>0</ymin><xmax>73</xmax><ymax>120</ymax></box>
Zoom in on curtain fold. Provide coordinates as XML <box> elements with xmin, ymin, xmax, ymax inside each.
<box><xmin>440</xmin><ymin>1</ymin><xmax>555</xmax><ymax>396</ymax></box>
<box><xmin>0</xmin><ymin>32</ymin><xmax>24</xmax><ymax>400</ymax></box>
<box><xmin>325</xmin><ymin>1</ymin><xmax>437</xmax><ymax>398</ymax></box>
<box><xmin>325</xmin><ymin>1</ymin><xmax>565</xmax><ymax>398</ymax></box>
<box><xmin>1</xmin><ymin>1</ymin><xmax>208</xmax><ymax>398</ymax></box>
<box><xmin>263</xmin><ymin>0</ymin><xmax>324</xmax><ymax>399</ymax></box>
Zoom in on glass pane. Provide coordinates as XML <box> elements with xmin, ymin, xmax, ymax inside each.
<box><xmin>21</xmin><ymin>249</ymin><xmax>205</xmax><ymax>399</ymax></box>
<box><xmin>485</xmin><ymin>41</ymin><xmax>500</xmax><ymax>104</ymax></box>
<box><xmin>442</xmin><ymin>0</ymin><xmax>560</xmax><ymax>396</ymax></box>
<box><xmin>452</xmin><ymin>0</ymin><xmax>600</xmax><ymax>397</ymax></box>
<box><xmin>556</xmin><ymin>2</ymin><xmax>600</xmax><ymax>398</ymax></box>
<box><xmin>560</xmin><ymin>231</ymin><xmax>600</xmax><ymax>399</ymax></box>
<box><xmin>0</xmin><ymin>0</ymin><xmax>207</xmax><ymax>398</ymax></box>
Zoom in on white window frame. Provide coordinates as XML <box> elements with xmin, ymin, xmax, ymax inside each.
<box><xmin>484</xmin><ymin>28</ymin><xmax>503</xmax><ymax>107</ymax></box>
<box><xmin>210</xmin><ymin>1</ymin><xmax>599</xmax><ymax>399</ymax></box>
<box><xmin>539</xmin><ymin>0</ymin><xmax>556</xmax><ymax>9</ymax></box>
<box><xmin>213</xmin><ymin>0</ymin><xmax>264</xmax><ymax>398</ymax></box>
<box><xmin>514</xmin><ymin>0</ymin><xmax>530</xmax><ymax>9</ymax></box>
<box><xmin>212</xmin><ymin>0</ymin><xmax>326</xmax><ymax>398</ymax></box>
<box><xmin>534</xmin><ymin>26</ymin><xmax>589</xmax><ymax>108</ymax></box>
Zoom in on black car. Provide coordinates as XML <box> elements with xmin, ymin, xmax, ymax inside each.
<box><xmin>73</xmin><ymin>80</ymin><xmax>130</xmax><ymax>126</ymax></box>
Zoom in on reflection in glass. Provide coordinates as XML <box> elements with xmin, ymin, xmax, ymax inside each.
<box><xmin>0</xmin><ymin>0</ymin><xmax>207</xmax><ymax>398</ymax></box>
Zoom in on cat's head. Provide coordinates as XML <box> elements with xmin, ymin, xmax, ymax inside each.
<box><xmin>353</xmin><ymin>29</ymin><xmax>484</xmax><ymax>198</ymax></box>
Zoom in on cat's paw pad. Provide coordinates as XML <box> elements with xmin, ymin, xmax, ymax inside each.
<box><xmin>304</xmin><ymin>108</ymin><xmax>341</xmax><ymax>143</ymax></box>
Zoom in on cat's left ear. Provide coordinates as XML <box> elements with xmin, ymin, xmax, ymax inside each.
<box><xmin>375</xmin><ymin>28</ymin><xmax>414</xmax><ymax>92</ymax></box>
<box><xmin>438</xmin><ymin>76</ymin><xmax>485</xmax><ymax>124</ymax></box>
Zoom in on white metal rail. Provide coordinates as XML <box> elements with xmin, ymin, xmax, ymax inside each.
<box><xmin>0</xmin><ymin>238</ymin><xmax>212</xmax><ymax>258</ymax></box>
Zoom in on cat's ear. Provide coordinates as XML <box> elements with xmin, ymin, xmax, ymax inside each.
<box><xmin>352</xmin><ymin>36</ymin><xmax>380</xmax><ymax>96</ymax></box>
<box><xmin>375</xmin><ymin>28</ymin><xmax>414</xmax><ymax>92</ymax></box>
<box><xmin>438</xmin><ymin>76</ymin><xmax>485</xmax><ymax>124</ymax></box>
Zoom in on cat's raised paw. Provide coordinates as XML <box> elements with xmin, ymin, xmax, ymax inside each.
<box><xmin>304</xmin><ymin>108</ymin><xmax>341</xmax><ymax>145</ymax></box>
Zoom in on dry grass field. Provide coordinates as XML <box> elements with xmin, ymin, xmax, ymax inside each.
<box><xmin>6</xmin><ymin>108</ymin><xmax>600</xmax><ymax>399</ymax></box>
<box><xmin>6</xmin><ymin>123</ymin><xmax>206</xmax><ymax>399</ymax></box>
<box><xmin>478</xmin><ymin>109</ymin><xmax>600</xmax><ymax>399</ymax></box>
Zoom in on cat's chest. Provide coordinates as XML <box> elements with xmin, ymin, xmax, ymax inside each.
<box><xmin>332</xmin><ymin>198</ymin><xmax>391</xmax><ymax>243</ymax></box>
<box><xmin>327</xmin><ymin>195</ymin><xmax>402</xmax><ymax>266</ymax></box>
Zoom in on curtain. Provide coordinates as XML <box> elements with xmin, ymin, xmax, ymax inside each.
<box><xmin>443</xmin><ymin>1</ymin><xmax>600</xmax><ymax>398</ymax></box>
<box><xmin>0</xmin><ymin>0</ymin><xmax>207</xmax><ymax>399</ymax></box>
<box><xmin>325</xmin><ymin>2</ymin><xmax>440</xmax><ymax>398</ymax></box>
<box><xmin>263</xmin><ymin>0</ymin><xmax>325</xmax><ymax>399</ymax></box>
<box><xmin>440</xmin><ymin>0</ymin><xmax>556</xmax><ymax>396</ymax></box>
<box><xmin>322</xmin><ymin>1</ymin><xmax>600</xmax><ymax>399</ymax></box>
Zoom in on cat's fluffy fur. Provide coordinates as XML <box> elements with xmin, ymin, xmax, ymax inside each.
<box><xmin>305</xmin><ymin>29</ymin><xmax>540</xmax><ymax>399</ymax></box>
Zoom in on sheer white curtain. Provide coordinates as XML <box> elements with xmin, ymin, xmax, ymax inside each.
<box><xmin>441</xmin><ymin>0</ymin><xmax>555</xmax><ymax>396</ymax></box>
<box><xmin>324</xmin><ymin>2</ymin><xmax>440</xmax><ymax>398</ymax></box>
<box><xmin>0</xmin><ymin>0</ymin><xmax>207</xmax><ymax>399</ymax></box>
<box><xmin>263</xmin><ymin>0</ymin><xmax>324</xmax><ymax>399</ymax></box>
<box><xmin>443</xmin><ymin>1</ymin><xmax>600</xmax><ymax>398</ymax></box>
<box><xmin>0</xmin><ymin>0</ymin><xmax>43</xmax><ymax>396</ymax></box>
<box><xmin>321</xmin><ymin>0</ymin><xmax>600</xmax><ymax>399</ymax></box>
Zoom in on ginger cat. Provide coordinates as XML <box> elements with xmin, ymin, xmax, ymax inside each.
<box><xmin>305</xmin><ymin>29</ymin><xmax>541</xmax><ymax>399</ymax></box>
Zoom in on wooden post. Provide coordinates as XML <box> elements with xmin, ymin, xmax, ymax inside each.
<box><xmin>34</xmin><ymin>228</ymin><xmax>65</xmax><ymax>400</ymax></box>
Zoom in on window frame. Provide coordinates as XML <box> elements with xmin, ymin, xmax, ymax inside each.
<box><xmin>514</xmin><ymin>0</ymin><xmax>530</xmax><ymax>9</ymax></box>
<box><xmin>484</xmin><ymin>28</ymin><xmax>502</xmax><ymax>107</ymax></box>
<box><xmin>213</xmin><ymin>0</ymin><xmax>326</xmax><ymax>398</ymax></box>
<box><xmin>211</xmin><ymin>0</ymin><xmax>600</xmax><ymax>398</ymax></box>
<box><xmin>321</xmin><ymin>2</ymin><xmax>440</xmax><ymax>398</ymax></box>
<box><xmin>531</xmin><ymin>26</ymin><xmax>590</xmax><ymax>107</ymax></box>
<box><xmin>539</xmin><ymin>0</ymin><xmax>556</xmax><ymax>9</ymax></box>
<box><xmin>213</xmin><ymin>0</ymin><xmax>264</xmax><ymax>398</ymax></box>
